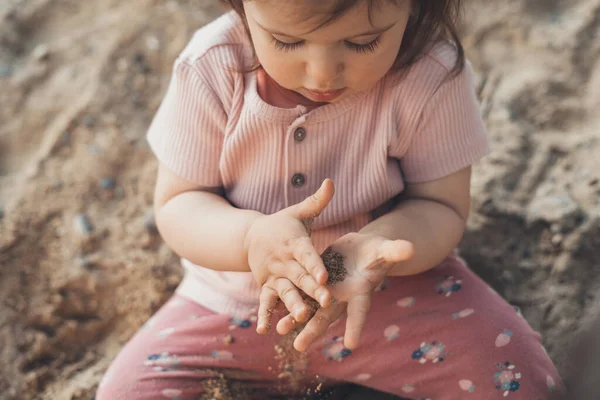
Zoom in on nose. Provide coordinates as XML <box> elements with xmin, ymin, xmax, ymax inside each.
<box><xmin>305</xmin><ymin>49</ymin><xmax>344</xmax><ymax>88</ymax></box>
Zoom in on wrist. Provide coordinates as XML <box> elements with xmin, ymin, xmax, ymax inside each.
<box><xmin>356</xmin><ymin>227</ymin><xmax>393</xmax><ymax>243</ymax></box>
<box><xmin>242</xmin><ymin>211</ymin><xmax>266</xmax><ymax>269</ymax></box>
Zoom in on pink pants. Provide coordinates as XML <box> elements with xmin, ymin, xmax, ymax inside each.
<box><xmin>96</xmin><ymin>256</ymin><xmax>566</xmax><ymax>399</ymax></box>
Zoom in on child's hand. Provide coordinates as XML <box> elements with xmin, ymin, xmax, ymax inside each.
<box><xmin>245</xmin><ymin>179</ymin><xmax>335</xmax><ymax>334</ymax></box>
<box><xmin>277</xmin><ymin>232</ymin><xmax>414</xmax><ymax>351</ymax></box>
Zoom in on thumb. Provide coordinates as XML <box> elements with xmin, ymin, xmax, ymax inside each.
<box><xmin>292</xmin><ymin>179</ymin><xmax>335</xmax><ymax>219</ymax></box>
<box><xmin>372</xmin><ymin>239</ymin><xmax>414</xmax><ymax>266</ymax></box>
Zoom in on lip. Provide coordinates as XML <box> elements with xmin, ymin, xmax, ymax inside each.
<box><xmin>304</xmin><ymin>88</ymin><xmax>346</xmax><ymax>102</ymax></box>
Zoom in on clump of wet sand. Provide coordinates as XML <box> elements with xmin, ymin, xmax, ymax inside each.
<box><xmin>321</xmin><ymin>247</ymin><xmax>347</xmax><ymax>286</ymax></box>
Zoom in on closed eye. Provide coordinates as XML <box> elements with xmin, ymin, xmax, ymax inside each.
<box><xmin>271</xmin><ymin>36</ymin><xmax>381</xmax><ymax>54</ymax></box>
<box><xmin>271</xmin><ymin>38</ymin><xmax>305</xmax><ymax>52</ymax></box>
<box><xmin>344</xmin><ymin>37</ymin><xmax>381</xmax><ymax>54</ymax></box>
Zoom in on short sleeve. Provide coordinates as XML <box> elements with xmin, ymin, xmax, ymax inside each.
<box><xmin>399</xmin><ymin>62</ymin><xmax>490</xmax><ymax>183</ymax></box>
<box><xmin>147</xmin><ymin>59</ymin><xmax>227</xmax><ymax>187</ymax></box>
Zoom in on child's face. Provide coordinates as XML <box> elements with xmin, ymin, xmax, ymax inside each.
<box><xmin>244</xmin><ymin>0</ymin><xmax>411</xmax><ymax>103</ymax></box>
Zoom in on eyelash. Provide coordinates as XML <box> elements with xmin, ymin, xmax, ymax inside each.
<box><xmin>271</xmin><ymin>37</ymin><xmax>381</xmax><ymax>54</ymax></box>
<box><xmin>344</xmin><ymin>38</ymin><xmax>381</xmax><ymax>54</ymax></box>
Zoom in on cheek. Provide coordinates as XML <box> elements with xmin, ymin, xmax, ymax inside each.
<box><xmin>347</xmin><ymin>54</ymin><xmax>394</xmax><ymax>88</ymax></box>
<box><xmin>347</xmin><ymin>36</ymin><xmax>403</xmax><ymax>89</ymax></box>
<box><xmin>258</xmin><ymin>49</ymin><xmax>303</xmax><ymax>88</ymax></box>
<box><xmin>247</xmin><ymin>25</ymin><xmax>303</xmax><ymax>88</ymax></box>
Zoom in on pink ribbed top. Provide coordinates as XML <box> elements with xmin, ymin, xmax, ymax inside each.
<box><xmin>147</xmin><ymin>12</ymin><xmax>490</xmax><ymax>315</ymax></box>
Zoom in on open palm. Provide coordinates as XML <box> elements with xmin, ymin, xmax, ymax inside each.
<box><xmin>276</xmin><ymin>232</ymin><xmax>414</xmax><ymax>351</ymax></box>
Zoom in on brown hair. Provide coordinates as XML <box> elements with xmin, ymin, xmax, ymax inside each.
<box><xmin>220</xmin><ymin>0</ymin><xmax>465</xmax><ymax>75</ymax></box>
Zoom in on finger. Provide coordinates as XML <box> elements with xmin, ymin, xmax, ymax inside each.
<box><xmin>287</xmin><ymin>258</ymin><xmax>331</xmax><ymax>308</ymax></box>
<box><xmin>271</xmin><ymin>260</ymin><xmax>328</xmax><ymax>306</ymax></box>
<box><xmin>273</xmin><ymin>278</ymin><xmax>309</xmax><ymax>322</ymax></box>
<box><xmin>276</xmin><ymin>313</ymin><xmax>297</xmax><ymax>335</ymax></box>
<box><xmin>293</xmin><ymin>240</ymin><xmax>330</xmax><ymax>289</ymax></box>
<box><xmin>276</xmin><ymin>296</ymin><xmax>320</xmax><ymax>335</ymax></box>
<box><xmin>294</xmin><ymin>302</ymin><xmax>346</xmax><ymax>352</ymax></box>
<box><xmin>266</xmin><ymin>261</ymin><xmax>287</xmax><ymax>277</ymax></box>
<box><xmin>291</xmin><ymin>179</ymin><xmax>335</xmax><ymax>220</ymax></box>
<box><xmin>365</xmin><ymin>240</ymin><xmax>414</xmax><ymax>270</ymax></box>
<box><xmin>344</xmin><ymin>294</ymin><xmax>371</xmax><ymax>349</ymax></box>
<box><xmin>381</xmin><ymin>239</ymin><xmax>414</xmax><ymax>262</ymax></box>
<box><xmin>257</xmin><ymin>286</ymin><xmax>279</xmax><ymax>334</ymax></box>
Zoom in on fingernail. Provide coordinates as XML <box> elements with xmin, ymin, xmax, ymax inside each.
<box><xmin>320</xmin><ymin>271</ymin><xmax>327</xmax><ymax>283</ymax></box>
<box><xmin>320</xmin><ymin>292</ymin><xmax>327</xmax><ymax>306</ymax></box>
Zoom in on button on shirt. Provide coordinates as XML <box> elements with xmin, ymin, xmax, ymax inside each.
<box><xmin>294</xmin><ymin>127</ymin><xmax>306</xmax><ymax>142</ymax></box>
<box><xmin>291</xmin><ymin>173</ymin><xmax>305</xmax><ymax>187</ymax></box>
<box><xmin>291</xmin><ymin>127</ymin><xmax>307</xmax><ymax>189</ymax></box>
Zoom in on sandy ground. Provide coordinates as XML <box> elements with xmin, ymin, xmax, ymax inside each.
<box><xmin>0</xmin><ymin>0</ymin><xmax>599</xmax><ymax>399</ymax></box>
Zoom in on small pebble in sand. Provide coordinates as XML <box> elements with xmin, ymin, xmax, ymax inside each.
<box><xmin>145</xmin><ymin>35</ymin><xmax>160</xmax><ymax>51</ymax></box>
<box><xmin>73</xmin><ymin>214</ymin><xmax>94</xmax><ymax>236</ymax></box>
<box><xmin>223</xmin><ymin>334</ymin><xmax>234</xmax><ymax>345</ymax></box>
<box><xmin>321</xmin><ymin>247</ymin><xmax>347</xmax><ymax>285</ymax></box>
<box><xmin>99</xmin><ymin>177</ymin><xmax>116</xmax><ymax>190</ymax></box>
<box><xmin>198</xmin><ymin>373</ymin><xmax>235</xmax><ymax>400</ymax></box>
<box><xmin>75</xmin><ymin>255</ymin><xmax>92</xmax><ymax>269</ymax></box>
<box><xmin>60</xmin><ymin>131</ymin><xmax>71</xmax><ymax>146</ymax></box>
<box><xmin>82</xmin><ymin>115</ymin><xmax>95</xmax><ymax>128</ymax></box>
<box><xmin>144</xmin><ymin>209</ymin><xmax>158</xmax><ymax>234</ymax></box>
<box><xmin>31</xmin><ymin>44</ymin><xmax>50</xmax><ymax>61</ymax></box>
<box><xmin>0</xmin><ymin>64</ymin><xmax>12</xmax><ymax>78</ymax></box>
<box><xmin>88</xmin><ymin>144</ymin><xmax>102</xmax><ymax>155</ymax></box>
<box><xmin>133</xmin><ymin>52</ymin><xmax>151</xmax><ymax>74</ymax></box>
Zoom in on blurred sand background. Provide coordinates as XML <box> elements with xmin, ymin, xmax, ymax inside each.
<box><xmin>0</xmin><ymin>0</ymin><xmax>599</xmax><ymax>398</ymax></box>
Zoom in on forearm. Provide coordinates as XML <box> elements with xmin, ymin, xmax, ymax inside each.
<box><xmin>155</xmin><ymin>191</ymin><xmax>261</xmax><ymax>272</ymax></box>
<box><xmin>360</xmin><ymin>198</ymin><xmax>466</xmax><ymax>276</ymax></box>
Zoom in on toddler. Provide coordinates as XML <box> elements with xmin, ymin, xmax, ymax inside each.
<box><xmin>97</xmin><ymin>0</ymin><xmax>566</xmax><ymax>398</ymax></box>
